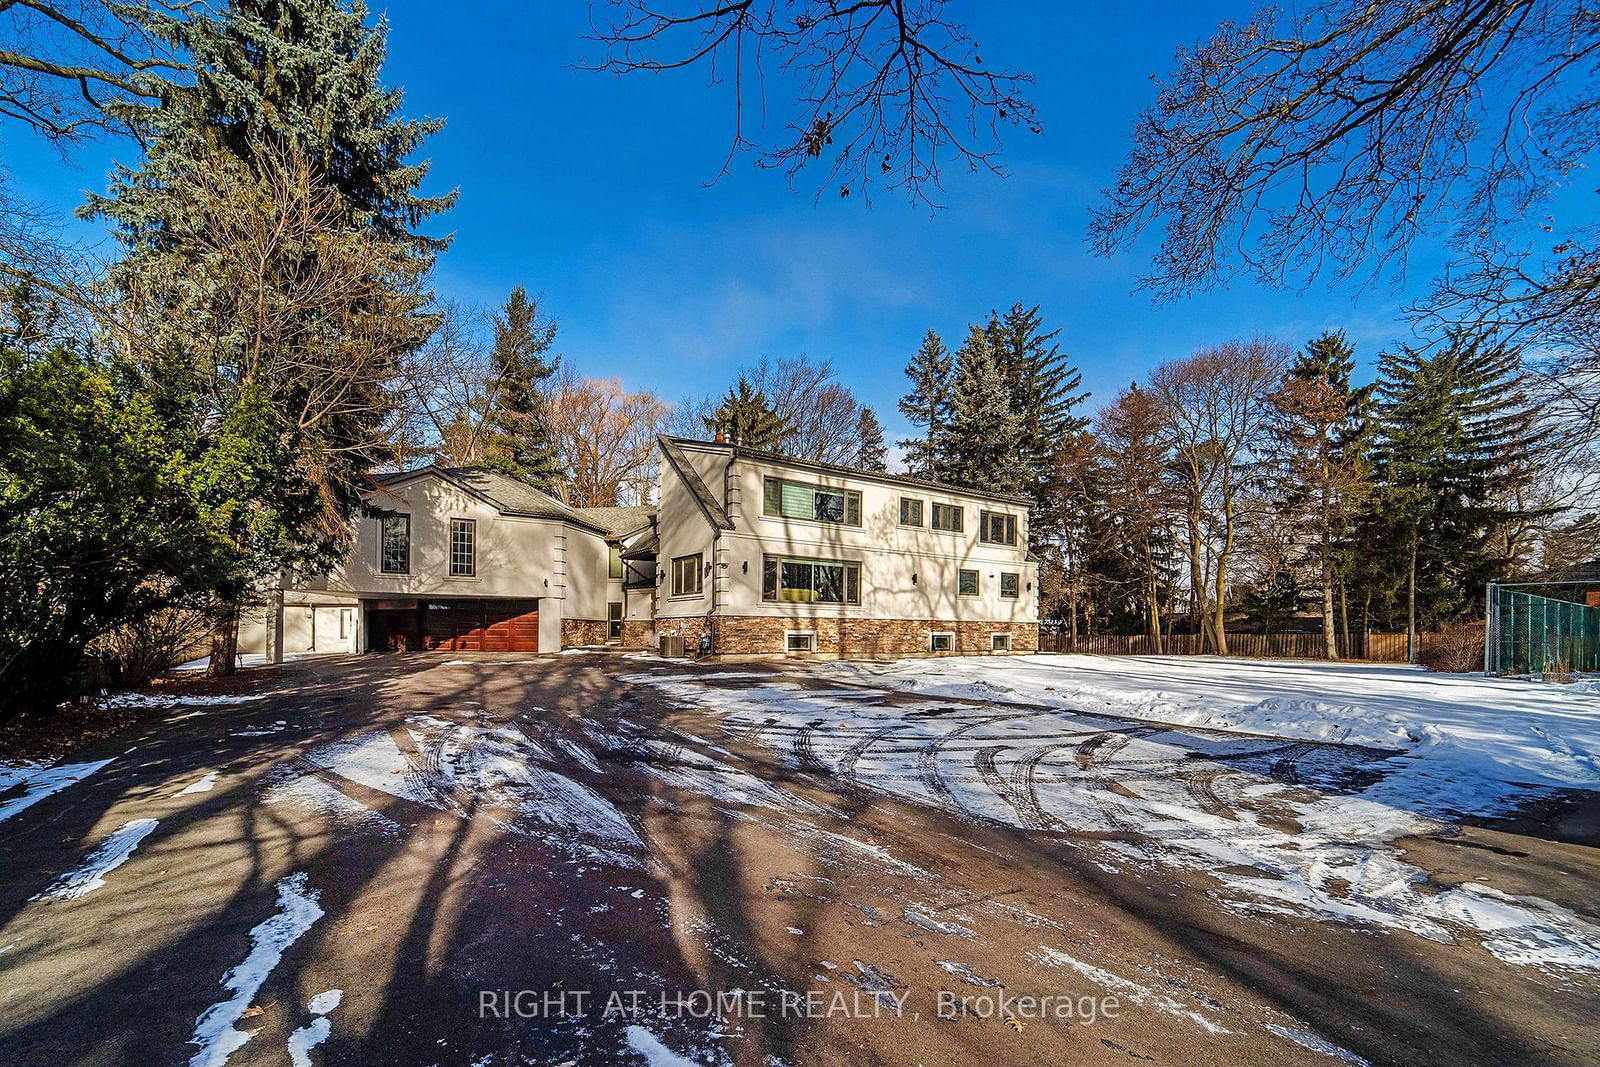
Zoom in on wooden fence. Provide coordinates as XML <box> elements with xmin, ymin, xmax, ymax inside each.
<box><xmin>1037</xmin><ymin>630</ymin><xmax>1415</xmax><ymax>662</ymax></box>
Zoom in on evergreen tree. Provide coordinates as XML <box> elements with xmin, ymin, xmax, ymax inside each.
<box><xmin>1270</xmin><ymin>330</ymin><xmax>1374</xmax><ymax>657</ymax></box>
<box><xmin>941</xmin><ymin>325</ymin><xmax>1026</xmax><ymax>493</ymax></box>
<box><xmin>986</xmin><ymin>303</ymin><xmax>1090</xmax><ymax>497</ymax></box>
<box><xmin>481</xmin><ymin>287</ymin><xmax>564</xmax><ymax>490</ymax></box>
<box><xmin>704</xmin><ymin>377</ymin><xmax>790</xmax><ymax>451</ymax></box>
<box><xmin>897</xmin><ymin>329</ymin><xmax>953</xmax><ymax>479</ymax></box>
<box><xmin>855</xmin><ymin>406</ymin><xmax>888</xmax><ymax>470</ymax></box>
<box><xmin>1368</xmin><ymin>336</ymin><xmax>1549</xmax><ymax>657</ymax></box>
<box><xmin>84</xmin><ymin>0</ymin><xmax>451</xmax><ymax>668</ymax></box>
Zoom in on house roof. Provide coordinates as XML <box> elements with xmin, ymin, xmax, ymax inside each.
<box><xmin>658</xmin><ymin>437</ymin><xmax>735</xmax><ymax>531</ymax></box>
<box><xmin>371</xmin><ymin>465</ymin><xmax>611</xmax><ymax>535</ymax></box>
<box><xmin>662</xmin><ymin>436</ymin><xmax>1035</xmax><ymax>507</ymax></box>
<box><xmin>571</xmin><ymin>505</ymin><xmax>655</xmax><ymax>539</ymax></box>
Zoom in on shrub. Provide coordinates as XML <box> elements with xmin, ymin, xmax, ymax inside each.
<box><xmin>1416</xmin><ymin>621</ymin><xmax>1485</xmax><ymax>673</ymax></box>
<box><xmin>91</xmin><ymin>603</ymin><xmax>218</xmax><ymax>690</ymax></box>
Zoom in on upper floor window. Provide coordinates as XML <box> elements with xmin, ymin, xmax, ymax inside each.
<box><xmin>762</xmin><ymin>555</ymin><xmax>861</xmax><ymax>604</ymax></box>
<box><xmin>1000</xmin><ymin>572</ymin><xmax>1020</xmax><ymax>599</ymax></box>
<box><xmin>958</xmin><ymin>568</ymin><xmax>980</xmax><ymax>596</ymax></box>
<box><xmin>899</xmin><ymin>497</ymin><xmax>924</xmax><ymax>526</ymax></box>
<box><xmin>671</xmin><ymin>553</ymin><xmax>703</xmax><ymax>597</ymax></box>
<box><xmin>980</xmin><ymin>510</ymin><xmax>1018</xmax><ymax>546</ymax></box>
<box><xmin>931</xmin><ymin>503</ymin><xmax>963</xmax><ymax>533</ymax></box>
<box><xmin>763</xmin><ymin>477</ymin><xmax>861</xmax><ymax>526</ymax></box>
<box><xmin>449</xmin><ymin>518</ymin><xmax>475</xmax><ymax>577</ymax></box>
<box><xmin>608</xmin><ymin>543</ymin><xmax>623</xmax><ymax>579</ymax></box>
<box><xmin>380</xmin><ymin>514</ymin><xmax>410</xmax><ymax>574</ymax></box>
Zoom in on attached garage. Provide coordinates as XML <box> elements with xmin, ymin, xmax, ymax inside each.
<box><xmin>366</xmin><ymin>599</ymin><xmax>540</xmax><ymax>653</ymax></box>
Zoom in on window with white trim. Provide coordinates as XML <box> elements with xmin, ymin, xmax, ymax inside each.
<box><xmin>380</xmin><ymin>514</ymin><xmax>410</xmax><ymax>574</ymax></box>
<box><xmin>762</xmin><ymin>556</ymin><xmax>861</xmax><ymax>604</ymax></box>
<box><xmin>449</xmin><ymin>518</ymin><xmax>475</xmax><ymax>577</ymax></box>
<box><xmin>991</xmin><ymin>632</ymin><xmax>1012</xmax><ymax>652</ymax></box>
<box><xmin>899</xmin><ymin>497</ymin><xmax>924</xmax><ymax>527</ymax></box>
<box><xmin>763</xmin><ymin>477</ymin><xmax>862</xmax><ymax>526</ymax></box>
<box><xmin>958</xmin><ymin>569</ymin><xmax>980</xmax><ymax>597</ymax></box>
<box><xmin>980</xmin><ymin>510</ymin><xmax>1018</xmax><ymax>545</ymax></box>
<box><xmin>785</xmin><ymin>631</ymin><xmax>816</xmax><ymax>653</ymax></box>
<box><xmin>671</xmin><ymin>553</ymin><xmax>703</xmax><ymax>597</ymax></box>
<box><xmin>931</xmin><ymin>503</ymin><xmax>963</xmax><ymax>533</ymax></box>
<box><xmin>929</xmin><ymin>632</ymin><xmax>954</xmax><ymax>652</ymax></box>
<box><xmin>1000</xmin><ymin>572</ymin><xmax>1020</xmax><ymax>598</ymax></box>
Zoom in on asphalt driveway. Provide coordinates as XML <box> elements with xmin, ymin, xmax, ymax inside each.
<box><xmin>0</xmin><ymin>653</ymin><xmax>1595</xmax><ymax>1066</ymax></box>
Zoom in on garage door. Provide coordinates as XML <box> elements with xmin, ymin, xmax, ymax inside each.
<box><xmin>420</xmin><ymin>599</ymin><xmax>540</xmax><ymax>652</ymax></box>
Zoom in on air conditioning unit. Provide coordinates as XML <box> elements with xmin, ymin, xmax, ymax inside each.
<box><xmin>659</xmin><ymin>633</ymin><xmax>686</xmax><ymax>658</ymax></box>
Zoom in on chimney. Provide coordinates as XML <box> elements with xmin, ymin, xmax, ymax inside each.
<box><xmin>714</xmin><ymin>432</ymin><xmax>727</xmax><ymax>444</ymax></box>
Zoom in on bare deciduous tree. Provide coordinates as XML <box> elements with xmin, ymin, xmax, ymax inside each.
<box><xmin>585</xmin><ymin>0</ymin><xmax>1038</xmax><ymax>207</ymax></box>
<box><xmin>544</xmin><ymin>364</ymin><xmax>669</xmax><ymax>506</ymax></box>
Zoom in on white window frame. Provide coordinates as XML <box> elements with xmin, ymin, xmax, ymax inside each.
<box><xmin>379</xmin><ymin>514</ymin><xmax>410</xmax><ymax>574</ymax></box>
<box><xmin>929</xmin><ymin>631</ymin><xmax>955</xmax><ymax>653</ymax></box>
<box><xmin>785</xmin><ymin>631</ymin><xmax>817</xmax><ymax>653</ymax></box>
<box><xmin>670</xmin><ymin>553</ymin><xmax>704</xmax><ymax>598</ymax></box>
<box><xmin>958</xmin><ymin>568</ymin><xmax>980</xmax><ymax>597</ymax></box>
<box><xmin>991</xmin><ymin>632</ymin><xmax>1013</xmax><ymax>652</ymax></box>
<box><xmin>899</xmin><ymin>497</ymin><xmax>924</xmax><ymax>527</ymax></box>
<box><xmin>448</xmin><ymin>517</ymin><xmax>476</xmax><ymax>577</ymax></box>
<box><xmin>1000</xmin><ymin>572</ymin><xmax>1020</xmax><ymax>599</ymax></box>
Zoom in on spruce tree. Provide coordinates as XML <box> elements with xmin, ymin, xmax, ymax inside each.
<box><xmin>987</xmin><ymin>302</ymin><xmax>1090</xmax><ymax>497</ymax></box>
<box><xmin>481</xmin><ymin>287</ymin><xmax>564</xmax><ymax>490</ymax></box>
<box><xmin>855</xmin><ymin>407</ymin><xmax>888</xmax><ymax>471</ymax></box>
<box><xmin>897</xmin><ymin>329</ymin><xmax>953</xmax><ymax>478</ymax></box>
<box><xmin>704</xmin><ymin>377</ymin><xmax>790</xmax><ymax>451</ymax></box>
<box><xmin>941</xmin><ymin>325</ymin><xmax>1025</xmax><ymax>493</ymax></box>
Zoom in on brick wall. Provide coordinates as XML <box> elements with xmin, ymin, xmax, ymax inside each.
<box><xmin>560</xmin><ymin>618</ymin><xmax>609</xmax><ymax>647</ymax></box>
<box><xmin>701</xmin><ymin>616</ymin><xmax>1037</xmax><ymax>657</ymax></box>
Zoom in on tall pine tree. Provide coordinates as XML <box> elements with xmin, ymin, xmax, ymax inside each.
<box><xmin>855</xmin><ymin>406</ymin><xmax>888</xmax><ymax>471</ymax></box>
<box><xmin>986</xmin><ymin>303</ymin><xmax>1089</xmax><ymax>498</ymax></box>
<box><xmin>481</xmin><ymin>287</ymin><xmax>563</xmax><ymax>490</ymax></box>
<box><xmin>897</xmin><ymin>329</ymin><xmax>953</xmax><ymax>479</ymax></box>
<box><xmin>941</xmin><ymin>325</ymin><xmax>1025</xmax><ymax>493</ymax></box>
<box><xmin>704</xmin><ymin>377</ymin><xmax>790</xmax><ymax>451</ymax></box>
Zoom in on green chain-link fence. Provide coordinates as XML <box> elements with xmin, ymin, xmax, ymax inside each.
<box><xmin>1487</xmin><ymin>584</ymin><xmax>1600</xmax><ymax>676</ymax></box>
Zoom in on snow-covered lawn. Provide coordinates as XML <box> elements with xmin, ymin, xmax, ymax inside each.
<box><xmin>821</xmin><ymin>654</ymin><xmax>1600</xmax><ymax>810</ymax></box>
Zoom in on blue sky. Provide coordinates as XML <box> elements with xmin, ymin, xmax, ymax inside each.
<box><xmin>5</xmin><ymin>1</ymin><xmax>1435</xmax><ymax>444</ymax></box>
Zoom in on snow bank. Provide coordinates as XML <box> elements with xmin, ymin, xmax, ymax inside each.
<box><xmin>0</xmin><ymin>757</ymin><xmax>116</xmax><ymax>823</ymax></box>
<box><xmin>32</xmin><ymin>818</ymin><xmax>159</xmax><ymax>901</ymax></box>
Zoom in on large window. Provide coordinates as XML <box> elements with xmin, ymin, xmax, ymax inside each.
<box><xmin>671</xmin><ymin>553</ymin><xmax>703</xmax><ymax>597</ymax></box>
<box><xmin>762</xmin><ymin>556</ymin><xmax>862</xmax><ymax>604</ymax></box>
<box><xmin>1000</xmin><ymin>572</ymin><xmax>1020</xmax><ymax>598</ymax></box>
<box><xmin>608</xmin><ymin>543</ymin><xmax>623</xmax><ymax>579</ymax></box>
<box><xmin>449</xmin><ymin>518</ymin><xmax>475</xmax><ymax>577</ymax></box>
<box><xmin>899</xmin><ymin>497</ymin><xmax>924</xmax><ymax>527</ymax></box>
<box><xmin>380</xmin><ymin>514</ymin><xmax>410</xmax><ymax>574</ymax></box>
<box><xmin>980</xmin><ymin>510</ymin><xmax>1018</xmax><ymax>546</ymax></box>
<box><xmin>958</xmin><ymin>569</ymin><xmax>980</xmax><ymax>597</ymax></box>
<box><xmin>763</xmin><ymin>477</ymin><xmax>862</xmax><ymax>526</ymax></box>
<box><xmin>931</xmin><ymin>503</ymin><xmax>964</xmax><ymax>533</ymax></box>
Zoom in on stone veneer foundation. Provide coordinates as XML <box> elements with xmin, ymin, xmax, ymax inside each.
<box><xmin>655</xmin><ymin>615</ymin><xmax>1037</xmax><ymax>657</ymax></box>
<box><xmin>560</xmin><ymin>618</ymin><xmax>610</xmax><ymax>647</ymax></box>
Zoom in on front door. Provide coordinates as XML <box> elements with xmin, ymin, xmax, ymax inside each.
<box><xmin>607</xmin><ymin>602</ymin><xmax>623</xmax><ymax>642</ymax></box>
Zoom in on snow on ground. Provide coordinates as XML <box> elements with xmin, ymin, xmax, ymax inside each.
<box><xmin>31</xmin><ymin>818</ymin><xmax>159</xmax><ymax>902</ymax></box>
<box><xmin>102</xmin><ymin>692</ymin><xmax>264</xmax><ymax>710</ymax></box>
<box><xmin>821</xmin><ymin>654</ymin><xmax>1600</xmax><ymax>811</ymax></box>
<box><xmin>287</xmin><ymin>989</ymin><xmax>342</xmax><ymax>1067</ymax></box>
<box><xmin>622</xmin><ymin>661</ymin><xmax>1600</xmax><ymax>975</ymax></box>
<box><xmin>188</xmin><ymin>873</ymin><xmax>323</xmax><ymax>1067</ymax></box>
<box><xmin>173</xmin><ymin>771</ymin><xmax>220</xmax><ymax>797</ymax></box>
<box><xmin>0</xmin><ymin>756</ymin><xmax>117</xmax><ymax>823</ymax></box>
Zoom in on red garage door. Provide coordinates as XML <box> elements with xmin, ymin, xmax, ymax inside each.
<box><xmin>421</xmin><ymin>599</ymin><xmax>540</xmax><ymax>652</ymax></box>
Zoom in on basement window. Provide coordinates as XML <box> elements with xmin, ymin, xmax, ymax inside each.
<box><xmin>991</xmin><ymin>633</ymin><xmax>1012</xmax><ymax>652</ymax></box>
<box><xmin>929</xmin><ymin>632</ymin><xmax>954</xmax><ymax>653</ymax></box>
<box><xmin>785</xmin><ymin>631</ymin><xmax>816</xmax><ymax>653</ymax></box>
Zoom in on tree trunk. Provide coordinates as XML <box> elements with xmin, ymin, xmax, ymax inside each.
<box><xmin>1338</xmin><ymin>577</ymin><xmax>1351</xmax><ymax>659</ymax></box>
<box><xmin>1147</xmin><ymin>552</ymin><xmax>1164</xmax><ymax>655</ymax></box>
<box><xmin>1406</xmin><ymin>530</ymin><xmax>1419</xmax><ymax>664</ymax></box>
<box><xmin>1321</xmin><ymin>557</ymin><xmax>1338</xmax><ymax>660</ymax></box>
<box><xmin>208</xmin><ymin>602</ymin><xmax>240</xmax><ymax>677</ymax></box>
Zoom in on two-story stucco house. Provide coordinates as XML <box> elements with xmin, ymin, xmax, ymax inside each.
<box><xmin>239</xmin><ymin>436</ymin><xmax>1038</xmax><ymax>659</ymax></box>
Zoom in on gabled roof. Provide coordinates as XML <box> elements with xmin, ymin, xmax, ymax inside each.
<box><xmin>371</xmin><ymin>465</ymin><xmax>611</xmax><ymax>535</ymax></box>
<box><xmin>658</xmin><ymin>437</ymin><xmax>734</xmax><ymax>531</ymax></box>
<box><xmin>662</xmin><ymin>436</ymin><xmax>1035</xmax><ymax>507</ymax></box>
